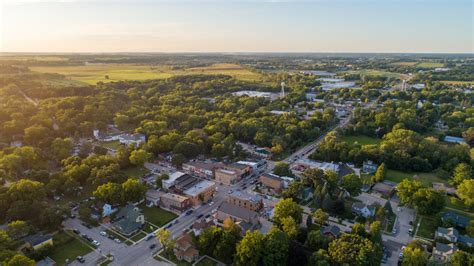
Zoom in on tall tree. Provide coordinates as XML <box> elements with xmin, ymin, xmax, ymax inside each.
<box><xmin>273</xmin><ymin>198</ymin><xmax>303</xmax><ymax>225</ymax></box>
<box><xmin>235</xmin><ymin>230</ymin><xmax>264</xmax><ymax>266</ymax></box>
<box><xmin>263</xmin><ymin>228</ymin><xmax>290</xmax><ymax>266</ymax></box>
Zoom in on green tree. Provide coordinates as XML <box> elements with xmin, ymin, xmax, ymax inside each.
<box><xmin>341</xmin><ymin>173</ymin><xmax>362</xmax><ymax>196</ymax></box>
<box><xmin>451</xmin><ymin>163</ymin><xmax>472</xmax><ymax>187</ymax></box>
<box><xmin>457</xmin><ymin>179</ymin><xmax>474</xmax><ymax>208</ymax></box>
<box><xmin>312</xmin><ymin>208</ymin><xmax>328</xmax><ymax>225</ymax></box>
<box><xmin>93</xmin><ymin>182</ymin><xmax>122</xmax><ymax>204</ymax></box>
<box><xmin>372</xmin><ymin>163</ymin><xmax>386</xmax><ymax>183</ymax></box>
<box><xmin>129</xmin><ymin>149</ymin><xmax>151</xmax><ymax>167</ymax></box>
<box><xmin>121</xmin><ymin>178</ymin><xmax>147</xmax><ymax>203</ymax></box>
<box><xmin>156</xmin><ymin>229</ymin><xmax>175</xmax><ymax>256</ymax></box>
<box><xmin>263</xmin><ymin>228</ymin><xmax>290</xmax><ymax>266</ymax></box>
<box><xmin>155</xmin><ymin>173</ymin><xmax>169</xmax><ymax>189</ymax></box>
<box><xmin>450</xmin><ymin>250</ymin><xmax>474</xmax><ymax>266</ymax></box>
<box><xmin>401</xmin><ymin>247</ymin><xmax>427</xmax><ymax>266</ymax></box>
<box><xmin>213</xmin><ymin>231</ymin><xmax>238</xmax><ymax>264</ymax></box>
<box><xmin>235</xmin><ymin>230</ymin><xmax>264</xmax><ymax>266</ymax></box>
<box><xmin>306</xmin><ymin>230</ymin><xmax>330</xmax><ymax>251</ymax></box>
<box><xmin>328</xmin><ymin>234</ymin><xmax>381</xmax><ymax>266</ymax></box>
<box><xmin>308</xmin><ymin>249</ymin><xmax>331</xmax><ymax>266</ymax></box>
<box><xmin>171</xmin><ymin>153</ymin><xmax>186</xmax><ymax>168</ymax></box>
<box><xmin>273</xmin><ymin>198</ymin><xmax>303</xmax><ymax>225</ymax></box>
<box><xmin>281</xmin><ymin>217</ymin><xmax>299</xmax><ymax>239</ymax></box>
<box><xmin>197</xmin><ymin>226</ymin><xmax>222</xmax><ymax>255</ymax></box>
<box><xmin>51</xmin><ymin>138</ymin><xmax>73</xmax><ymax>161</ymax></box>
<box><xmin>273</xmin><ymin>162</ymin><xmax>293</xmax><ymax>177</ymax></box>
<box><xmin>5</xmin><ymin>254</ymin><xmax>35</xmax><ymax>266</ymax></box>
<box><xmin>412</xmin><ymin>188</ymin><xmax>445</xmax><ymax>215</ymax></box>
<box><xmin>467</xmin><ymin>220</ymin><xmax>474</xmax><ymax>238</ymax></box>
<box><xmin>396</xmin><ymin>179</ymin><xmax>423</xmax><ymax>207</ymax></box>
<box><xmin>6</xmin><ymin>221</ymin><xmax>29</xmax><ymax>240</ymax></box>
<box><xmin>369</xmin><ymin>221</ymin><xmax>382</xmax><ymax>243</ymax></box>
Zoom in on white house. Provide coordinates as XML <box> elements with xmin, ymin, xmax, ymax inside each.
<box><xmin>351</xmin><ymin>202</ymin><xmax>376</xmax><ymax>218</ymax></box>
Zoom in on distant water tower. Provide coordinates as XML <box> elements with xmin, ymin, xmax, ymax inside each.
<box><xmin>280</xmin><ymin>81</ymin><xmax>286</xmax><ymax>98</ymax></box>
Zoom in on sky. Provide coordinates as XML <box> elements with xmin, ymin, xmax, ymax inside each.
<box><xmin>0</xmin><ymin>0</ymin><xmax>472</xmax><ymax>53</ymax></box>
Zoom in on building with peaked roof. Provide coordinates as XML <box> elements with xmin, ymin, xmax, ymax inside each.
<box><xmin>174</xmin><ymin>232</ymin><xmax>199</xmax><ymax>263</ymax></box>
<box><xmin>432</xmin><ymin>183</ymin><xmax>456</xmax><ymax>195</ymax></box>
<box><xmin>362</xmin><ymin>160</ymin><xmax>378</xmax><ymax>174</ymax></box>
<box><xmin>112</xmin><ymin>204</ymin><xmax>145</xmax><ymax>236</ymax></box>
<box><xmin>351</xmin><ymin>202</ymin><xmax>376</xmax><ymax>218</ymax></box>
<box><xmin>373</xmin><ymin>181</ymin><xmax>397</xmax><ymax>197</ymax></box>
<box><xmin>24</xmin><ymin>234</ymin><xmax>53</xmax><ymax>251</ymax></box>
<box><xmin>436</xmin><ymin>227</ymin><xmax>474</xmax><ymax>247</ymax></box>
<box><xmin>322</xmin><ymin>225</ymin><xmax>341</xmax><ymax>238</ymax></box>
<box><xmin>227</xmin><ymin>190</ymin><xmax>263</xmax><ymax>211</ymax></box>
<box><xmin>216</xmin><ymin>202</ymin><xmax>259</xmax><ymax>232</ymax></box>
<box><xmin>432</xmin><ymin>242</ymin><xmax>458</xmax><ymax>262</ymax></box>
<box><xmin>442</xmin><ymin>212</ymin><xmax>470</xmax><ymax>228</ymax></box>
<box><xmin>192</xmin><ymin>219</ymin><xmax>216</xmax><ymax>236</ymax></box>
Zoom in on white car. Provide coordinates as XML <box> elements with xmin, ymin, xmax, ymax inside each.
<box><xmin>397</xmin><ymin>207</ymin><xmax>401</xmax><ymax>212</ymax></box>
<box><xmin>114</xmin><ymin>238</ymin><xmax>121</xmax><ymax>244</ymax></box>
<box><xmin>209</xmin><ymin>201</ymin><xmax>214</xmax><ymax>206</ymax></box>
<box><xmin>99</xmin><ymin>231</ymin><xmax>107</xmax><ymax>237</ymax></box>
<box><xmin>92</xmin><ymin>240</ymin><xmax>100</xmax><ymax>246</ymax></box>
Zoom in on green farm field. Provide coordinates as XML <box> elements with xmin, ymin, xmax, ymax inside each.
<box><xmin>416</xmin><ymin>62</ymin><xmax>444</xmax><ymax>68</ymax></box>
<box><xmin>31</xmin><ymin>63</ymin><xmax>262</xmax><ymax>84</ymax></box>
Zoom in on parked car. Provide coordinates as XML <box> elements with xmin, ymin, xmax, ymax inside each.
<box><xmin>99</xmin><ymin>231</ymin><xmax>107</xmax><ymax>237</ymax></box>
<box><xmin>114</xmin><ymin>238</ymin><xmax>121</xmax><ymax>244</ymax></box>
<box><xmin>76</xmin><ymin>256</ymin><xmax>85</xmax><ymax>263</ymax></box>
<box><xmin>145</xmin><ymin>234</ymin><xmax>154</xmax><ymax>241</ymax></box>
<box><xmin>209</xmin><ymin>201</ymin><xmax>214</xmax><ymax>206</ymax></box>
<box><xmin>149</xmin><ymin>244</ymin><xmax>157</xmax><ymax>249</ymax></box>
<box><xmin>205</xmin><ymin>214</ymin><xmax>211</xmax><ymax>218</ymax></box>
<box><xmin>197</xmin><ymin>214</ymin><xmax>204</xmax><ymax>219</ymax></box>
<box><xmin>92</xmin><ymin>240</ymin><xmax>100</xmax><ymax>246</ymax></box>
<box><xmin>72</xmin><ymin>229</ymin><xmax>80</xmax><ymax>234</ymax></box>
<box><xmin>185</xmin><ymin>210</ymin><xmax>193</xmax><ymax>216</ymax></box>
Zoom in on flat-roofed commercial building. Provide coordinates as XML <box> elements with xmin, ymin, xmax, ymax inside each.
<box><xmin>160</xmin><ymin>193</ymin><xmax>191</xmax><ymax>212</ymax></box>
<box><xmin>183</xmin><ymin>180</ymin><xmax>216</xmax><ymax>206</ymax></box>
<box><xmin>215</xmin><ymin>168</ymin><xmax>240</xmax><ymax>185</ymax></box>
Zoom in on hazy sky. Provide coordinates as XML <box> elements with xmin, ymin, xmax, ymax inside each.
<box><xmin>1</xmin><ymin>0</ymin><xmax>472</xmax><ymax>53</ymax></box>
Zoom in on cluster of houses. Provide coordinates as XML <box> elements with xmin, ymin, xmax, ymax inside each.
<box><xmin>93</xmin><ymin>128</ymin><xmax>146</xmax><ymax>148</ymax></box>
<box><xmin>432</xmin><ymin>212</ymin><xmax>473</xmax><ymax>263</ymax></box>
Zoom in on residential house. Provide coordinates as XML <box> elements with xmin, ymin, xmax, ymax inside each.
<box><xmin>174</xmin><ymin>233</ymin><xmax>199</xmax><ymax>263</ymax></box>
<box><xmin>292</xmin><ymin>159</ymin><xmax>340</xmax><ymax>175</ymax></box>
<box><xmin>160</xmin><ymin>193</ymin><xmax>191</xmax><ymax>212</ymax></box>
<box><xmin>227</xmin><ymin>190</ymin><xmax>263</xmax><ymax>211</ymax></box>
<box><xmin>298</xmin><ymin>187</ymin><xmax>314</xmax><ymax>202</ymax></box>
<box><xmin>145</xmin><ymin>189</ymin><xmax>164</xmax><ymax>207</ymax></box>
<box><xmin>112</xmin><ymin>204</ymin><xmax>145</xmax><ymax>236</ymax></box>
<box><xmin>432</xmin><ymin>183</ymin><xmax>456</xmax><ymax>196</ymax></box>
<box><xmin>436</xmin><ymin>227</ymin><xmax>474</xmax><ymax>247</ymax></box>
<box><xmin>351</xmin><ymin>202</ymin><xmax>376</xmax><ymax>218</ymax></box>
<box><xmin>373</xmin><ymin>181</ymin><xmax>397</xmax><ymax>197</ymax></box>
<box><xmin>216</xmin><ymin>202</ymin><xmax>260</xmax><ymax>233</ymax></box>
<box><xmin>259</xmin><ymin>173</ymin><xmax>284</xmax><ymax>194</ymax></box>
<box><xmin>322</xmin><ymin>225</ymin><xmax>341</xmax><ymax>238</ymax></box>
<box><xmin>183</xmin><ymin>180</ymin><xmax>216</xmax><ymax>206</ymax></box>
<box><xmin>432</xmin><ymin>242</ymin><xmax>458</xmax><ymax>262</ymax></box>
<box><xmin>442</xmin><ymin>212</ymin><xmax>470</xmax><ymax>229</ymax></box>
<box><xmin>118</xmin><ymin>133</ymin><xmax>146</xmax><ymax>147</ymax></box>
<box><xmin>192</xmin><ymin>219</ymin><xmax>216</xmax><ymax>236</ymax></box>
<box><xmin>362</xmin><ymin>161</ymin><xmax>378</xmax><ymax>174</ymax></box>
<box><xmin>24</xmin><ymin>234</ymin><xmax>53</xmax><ymax>251</ymax></box>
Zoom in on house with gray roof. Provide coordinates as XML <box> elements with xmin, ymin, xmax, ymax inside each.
<box><xmin>351</xmin><ymin>202</ymin><xmax>376</xmax><ymax>218</ymax></box>
<box><xmin>216</xmin><ymin>202</ymin><xmax>259</xmax><ymax>233</ymax></box>
<box><xmin>442</xmin><ymin>212</ymin><xmax>470</xmax><ymax>228</ymax></box>
<box><xmin>436</xmin><ymin>227</ymin><xmax>474</xmax><ymax>247</ymax></box>
<box><xmin>112</xmin><ymin>204</ymin><xmax>145</xmax><ymax>236</ymax></box>
<box><xmin>432</xmin><ymin>242</ymin><xmax>458</xmax><ymax>262</ymax></box>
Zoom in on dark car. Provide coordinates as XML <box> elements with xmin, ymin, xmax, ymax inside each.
<box><xmin>76</xmin><ymin>256</ymin><xmax>85</xmax><ymax>263</ymax></box>
<box><xmin>73</xmin><ymin>229</ymin><xmax>80</xmax><ymax>234</ymax></box>
<box><xmin>185</xmin><ymin>210</ymin><xmax>193</xmax><ymax>215</ymax></box>
<box><xmin>165</xmin><ymin>223</ymin><xmax>172</xmax><ymax>229</ymax></box>
<box><xmin>145</xmin><ymin>234</ymin><xmax>154</xmax><ymax>241</ymax></box>
<box><xmin>197</xmin><ymin>214</ymin><xmax>204</xmax><ymax>219</ymax></box>
<box><xmin>205</xmin><ymin>214</ymin><xmax>211</xmax><ymax>218</ymax></box>
<box><xmin>149</xmin><ymin>244</ymin><xmax>157</xmax><ymax>249</ymax></box>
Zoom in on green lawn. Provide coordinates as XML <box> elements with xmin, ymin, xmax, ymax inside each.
<box><xmin>139</xmin><ymin>204</ymin><xmax>178</xmax><ymax>227</ymax></box>
<box><xmin>385</xmin><ymin>169</ymin><xmax>446</xmax><ymax>186</ymax></box>
<box><xmin>100</xmin><ymin>140</ymin><xmax>122</xmax><ymax>150</ymax></box>
<box><xmin>31</xmin><ymin>63</ymin><xmax>262</xmax><ymax>84</ymax></box>
<box><xmin>48</xmin><ymin>231</ymin><xmax>94</xmax><ymax>265</ymax></box>
<box><xmin>130</xmin><ymin>231</ymin><xmax>147</xmax><ymax>242</ymax></box>
<box><xmin>416</xmin><ymin>62</ymin><xmax>444</xmax><ymax>68</ymax></box>
<box><xmin>415</xmin><ymin>215</ymin><xmax>438</xmax><ymax>240</ymax></box>
<box><xmin>196</xmin><ymin>257</ymin><xmax>218</xmax><ymax>266</ymax></box>
<box><xmin>122</xmin><ymin>166</ymin><xmax>149</xmax><ymax>178</ymax></box>
<box><xmin>342</xmin><ymin>135</ymin><xmax>381</xmax><ymax>146</ymax></box>
<box><xmin>159</xmin><ymin>251</ymin><xmax>192</xmax><ymax>266</ymax></box>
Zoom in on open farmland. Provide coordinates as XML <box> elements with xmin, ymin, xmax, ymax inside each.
<box><xmin>31</xmin><ymin>63</ymin><xmax>262</xmax><ymax>84</ymax></box>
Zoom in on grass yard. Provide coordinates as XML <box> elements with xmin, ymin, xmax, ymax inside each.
<box><xmin>342</xmin><ymin>135</ymin><xmax>381</xmax><ymax>146</ymax></box>
<box><xmin>122</xmin><ymin>166</ymin><xmax>149</xmax><ymax>178</ymax></box>
<box><xmin>344</xmin><ymin>69</ymin><xmax>408</xmax><ymax>80</ymax></box>
<box><xmin>105</xmin><ymin>229</ymin><xmax>131</xmax><ymax>245</ymax></box>
<box><xmin>195</xmin><ymin>257</ymin><xmax>219</xmax><ymax>266</ymax></box>
<box><xmin>440</xmin><ymin>80</ymin><xmax>474</xmax><ymax>86</ymax></box>
<box><xmin>139</xmin><ymin>203</ymin><xmax>178</xmax><ymax>227</ymax></box>
<box><xmin>31</xmin><ymin>63</ymin><xmax>262</xmax><ymax>84</ymax></box>
<box><xmin>143</xmin><ymin>222</ymin><xmax>160</xmax><ymax>233</ymax></box>
<box><xmin>416</xmin><ymin>62</ymin><xmax>444</xmax><ymax>68</ymax></box>
<box><xmin>415</xmin><ymin>215</ymin><xmax>438</xmax><ymax>240</ymax></box>
<box><xmin>158</xmin><ymin>251</ymin><xmax>192</xmax><ymax>266</ymax></box>
<box><xmin>48</xmin><ymin>231</ymin><xmax>94</xmax><ymax>265</ymax></box>
<box><xmin>391</xmin><ymin>62</ymin><xmax>418</xmax><ymax>66</ymax></box>
<box><xmin>385</xmin><ymin>169</ymin><xmax>446</xmax><ymax>186</ymax></box>
<box><xmin>130</xmin><ymin>231</ymin><xmax>147</xmax><ymax>242</ymax></box>
<box><xmin>100</xmin><ymin>140</ymin><xmax>122</xmax><ymax>150</ymax></box>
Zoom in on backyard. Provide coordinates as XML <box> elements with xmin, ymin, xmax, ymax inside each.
<box><xmin>385</xmin><ymin>169</ymin><xmax>446</xmax><ymax>186</ymax></box>
<box><xmin>139</xmin><ymin>203</ymin><xmax>178</xmax><ymax>227</ymax></box>
<box><xmin>342</xmin><ymin>135</ymin><xmax>381</xmax><ymax>146</ymax></box>
<box><xmin>414</xmin><ymin>215</ymin><xmax>438</xmax><ymax>240</ymax></box>
<box><xmin>47</xmin><ymin>231</ymin><xmax>95</xmax><ymax>265</ymax></box>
